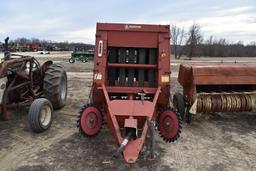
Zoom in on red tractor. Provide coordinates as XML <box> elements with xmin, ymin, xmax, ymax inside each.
<box><xmin>1</xmin><ymin>37</ymin><xmax>67</xmax><ymax>132</ymax></box>
<box><xmin>77</xmin><ymin>23</ymin><xmax>182</xmax><ymax>163</ymax></box>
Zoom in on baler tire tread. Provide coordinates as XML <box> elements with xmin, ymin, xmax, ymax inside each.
<box><xmin>173</xmin><ymin>93</ymin><xmax>186</xmax><ymax>121</ymax></box>
<box><xmin>77</xmin><ymin>104</ymin><xmax>103</xmax><ymax>138</ymax></box>
<box><xmin>157</xmin><ymin>108</ymin><xmax>182</xmax><ymax>143</ymax></box>
<box><xmin>185</xmin><ymin>110</ymin><xmax>191</xmax><ymax>124</ymax></box>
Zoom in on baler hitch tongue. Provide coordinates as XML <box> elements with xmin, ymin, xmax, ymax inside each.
<box><xmin>113</xmin><ymin>131</ymin><xmax>134</xmax><ymax>158</ymax></box>
<box><xmin>113</xmin><ymin>118</ymin><xmax>156</xmax><ymax>161</ymax></box>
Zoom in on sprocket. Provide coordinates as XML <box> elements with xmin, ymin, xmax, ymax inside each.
<box><xmin>77</xmin><ymin>104</ymin><xmax>103</xmax><ymax>137</ymax></box>
<box><xmin>157</xmin><ymin>108</ymin><xmax>182</xmax><ymax>143</ymax></box>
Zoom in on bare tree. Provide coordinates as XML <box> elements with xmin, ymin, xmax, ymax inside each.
<box><xmin>186</xmin><ymin>23</ymin><xmax>203</xmax><ymax>59</ymax></box>
<box><xmin>31</xmin><ymin>38</ymin><xmax>40</xmax><ymax>44</ymax></box>
<box><xmin>171</xmin><ymin>24</ymin><xmax>185</xmax><ymax>59</ymax></box>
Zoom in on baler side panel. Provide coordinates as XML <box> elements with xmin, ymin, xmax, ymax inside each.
<box><xmin>157</xmin><ymin>32</ymin><xmax>171</xmax><ymax>105</ymax></box>
<box><xmin>93</xmin><ymin>31</ymin><xmax>108</xmax><ymax>86</ymax></box>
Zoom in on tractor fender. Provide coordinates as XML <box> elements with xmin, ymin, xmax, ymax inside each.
<box><xmin>0</xmin><ymin>77</ymin><xmax>7</xmax><ymax>104</ymax></box>
<box><xmin>40</xmin><ymin>61</ymin><xmax>53</xmax><ymax>75</ymax></box>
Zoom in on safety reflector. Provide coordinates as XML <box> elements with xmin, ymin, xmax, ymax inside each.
<box><xmin>161</xmin><ymin>75</ymin><xmax>170</xmax><ymax>83</ymax></box>
<box><xmin>94</xmin><ymin>73</ymin><xmax>102</xmax><ymax>80</ymax></box>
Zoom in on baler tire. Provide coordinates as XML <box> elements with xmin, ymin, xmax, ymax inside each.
<box><xmin>77</xmin><ymin>104</ymin><xmax>103</xmax><ymax>137</ymax></box>
<box><xmin>69</xmin><ymin>58</ymin><xmax>75</xmax><ymax>63</ymax></box>
<box><xmin>173</xmin><ymin>93</ymin><xmax>186</xmax><ymax>121</ymax></box>
<box><xmin>157</xmin><ymin>108</ymin><xmax>182</xmax><ymax>143</ymax></box>
<box><xmin>185</xmin><ymin>110</ymin><xmax>191</xmax><ymax>124</ymax></box>
<box><xmin>43</xmin><ymin>64</ymin><xmax>67</xmax><ymax>109</ymax></box>
<box><xmin>28</xmin><ymin>98</ymin><xmax>53</xmax><ymax>133</ymax></box>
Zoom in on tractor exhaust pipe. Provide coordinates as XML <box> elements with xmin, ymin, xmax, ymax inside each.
<box><xmin>4</xmin><ymin>37</ymin><xmax>10</xmax><ymax>61</ymax></box>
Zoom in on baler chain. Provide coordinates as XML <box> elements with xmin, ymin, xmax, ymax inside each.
<box><xmin>156</xmin><ymin>108</ymin><xmax>182</xmax><ymax>143</ymax></box>
<box><xmin>197</xmin><ymin>93</ymin><xmax>256</xmax><ymax>113</ymax></box>
<box><xmin>77</xmin><ymin>104</ymin><xmax>103</xmax><ymax>137</ymax></box>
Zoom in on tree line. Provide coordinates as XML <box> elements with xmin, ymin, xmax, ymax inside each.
<box><xmin>1</xmin><ymin>27</ymin><xmax>255</xmax><ymax>58</ymax></box>
<box><xmin>171</xmin><ymin>24</ymin><xmax>256</xmax><ymax>58</ymax></box>
<box><xmin>0</xmin><ymin>37</ymin><xmax>94</xmax><ymax>52</ymax></box>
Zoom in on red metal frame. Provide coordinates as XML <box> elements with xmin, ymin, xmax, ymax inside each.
<box><xmin>102</xmin><ymin>84</ymin><xmax>161</xmax><ymax>162</ymax></box>
<box><xmin>91</xmin><ymin>23</ymin><xmax>171</xmax><ymax>163</ymax></box>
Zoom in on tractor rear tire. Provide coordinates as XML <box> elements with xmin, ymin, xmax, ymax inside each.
<box><xmin>28</xmin><ymin>98</ymin><xmax>53</xmax><ymax>133</ymax></box>
<box><xmin>173</xmin><ymin>93</ymin><xmax>186</xmax><ymax>121</ymax></box>
<box><xmin>43</xmin><ymin>64</ymin><xmax>67</xmax><ymax>109</ymax></box>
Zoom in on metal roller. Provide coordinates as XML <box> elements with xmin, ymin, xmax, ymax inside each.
<box><xmin>148</xmin><ymin>49</ymin><xmax>156</xmax><ymax>87</ymax></box>
<box><xmin>108</xmin><ymin>47</ymin><xmax>117</xmax><ymax>86</ymax></box>
<box><xmin>118</xmin><ymin>48</ymin><xmax>126</xmax><ymax>86</ymax></box>
<box><xmin>128</xmin><ymin>48</ymin><xmax>135</xmax><ymax>87</ymax></box>
<box><xmin>138</xmin><ymin>49</ymin><xmax>146</xmax><ymax>87</ymax></box>
<box><xmin>196</xmin><ymin>93</ymin><xmax>256</xmax><ymax>113</ymax></box>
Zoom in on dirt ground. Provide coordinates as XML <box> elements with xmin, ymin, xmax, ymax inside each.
<box><xmin>0</xmin><ymin>52</ymin><xmax>256</xmax><ymax>171</ymax></box>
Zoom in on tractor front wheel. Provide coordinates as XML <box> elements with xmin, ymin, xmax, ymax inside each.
<box><xmin>69</xmin><ymin>58</ymin><xmax>75</xmax><ymax>63</ymax></box>
<box><xmin>43</xmin><ymin>64</ymin><xmax>67</xmax><ymax>109</ymax></box>
<box><xmin>28</xmin><ymin>98</ymin><xmax>53</xmax><ymax>133</ymax></box>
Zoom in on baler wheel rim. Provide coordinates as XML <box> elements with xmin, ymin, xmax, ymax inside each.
<box><xmin>157</xmin><ymin>109</ymin><xmax>182</xmax><ymax>143</ymax></box>
<box><xmin>78</xmin><ymin>105</ymin><xmax>102</xmax><ymax>137</ymax></box>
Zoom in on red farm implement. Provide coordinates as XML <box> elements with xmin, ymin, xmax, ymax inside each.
<box><xmin>174</xmin><ymin>64</ymin><xmax>256</xmax><ymax>123</ymax></box>
<box><xmin>77</xmin><ymin>23</ymin><xmax>182</xmax><ymax>163</ymax></box>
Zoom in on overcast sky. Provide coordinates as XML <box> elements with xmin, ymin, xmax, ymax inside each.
<box><xmin>0</xmin><ymin>0</ymin><xmax>255</xmax><ymax>44</ymax></box>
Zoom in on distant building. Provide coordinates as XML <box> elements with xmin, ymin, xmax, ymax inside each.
<box><xmin>15</xmin><ymin>43</ymin><xmax>42</xmax><ymax>52</ymax></box>
<box><xmin>28</xmin><ymin>43</ymin><xmax>42</xmax><ymax>51</ymax></box>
